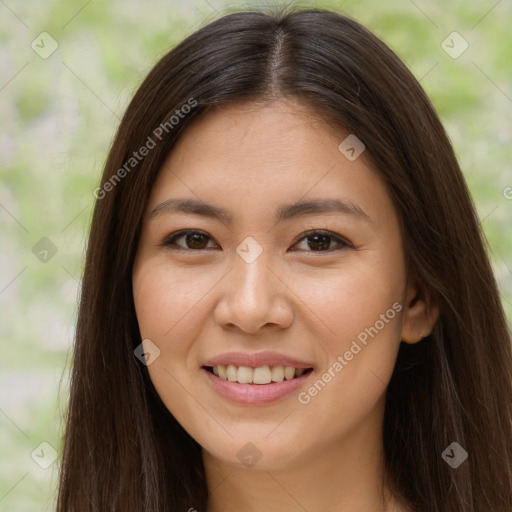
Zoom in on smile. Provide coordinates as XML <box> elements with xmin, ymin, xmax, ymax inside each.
<box><xmin>204</xmin><ymin>364</ymin><xmax>313</xmax><ymax>384</ymax></box>
<box><xmin>201</xmin><ymin>365</ymin><xmax>315</xmax><ymax>405</ymax></box>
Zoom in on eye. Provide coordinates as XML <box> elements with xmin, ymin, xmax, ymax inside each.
<box><xmin>161</xmin><ymin>230</ymin><xmax>218</xmax><ymax>251</ymax></box>
<box><xmin>161</xmin><ymin>229</ymin><xmax>351</xmax><ymax>253</ymax></box>
<box><xmin>290</xmin><ymin>229</ymin><xmax>351</xmax><ymax>253</ymax></box>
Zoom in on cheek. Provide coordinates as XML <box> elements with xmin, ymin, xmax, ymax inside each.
<box><xmin>296</xmin><ymin>252</ymin><xmax>405</xmax><ymax>413</ymax></box>
<box><xmin>133</xmin><ymin>261</ymin><xmax>213</xmax><ymax>341</ymax></box>
<box><xmin>301</xmin><ymin>252</ymin><xmax>404</xmax><ymax>349</ymax></box>
<box><xmin>132</xmin><ymin>262</ymin><xmax>213</xmax><ymax>432</ymax></box>
<box><xmin>132</xmin><ymin>259</ymin><xmax>226</xmax><ymax>421</ymax></box>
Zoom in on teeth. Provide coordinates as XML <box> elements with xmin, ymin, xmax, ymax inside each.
<box><xmin>271</xmin><ymin>365</ymin><xmax>284</xmax><ymax>382</ymax></box>
<box><xmin>217</xmin><ymin>365</ymin><xmax>227</xmax><ymax>379</ymax></box>
<box><xmin>237</xmin><ymin>366</ymin><xmax>253</xmax><ymax>384</ymax></box>
<box><xmin>210</xmin><ymin>364</ymin><xmax>310</xmax><ymax>384</ymax></box>
<box><xmin>226</xmin><ymin>364</ymin><xmax>237</xmax><ymax>382</ymax></box>
<box><xmin>284</xmin><ymin>366</ymin><xmax>295</xmax><ymax>380</ymax></box>
<box><xmin>253</xmin><ymin>366</ymin><xmax>272</xmax><ymax>384</ymax></box>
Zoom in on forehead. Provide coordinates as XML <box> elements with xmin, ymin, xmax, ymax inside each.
<box><xmin>147</xmin><ymin>100</ymin><xmax>395</xmax><ymax>226</ymax></box>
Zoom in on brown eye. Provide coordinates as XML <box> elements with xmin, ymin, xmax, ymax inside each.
<box><xmin>162</xmin><ymin>230</ymin><xmax>217</xmax><ymax>250</ymax></box>
<box><xmin>291</xmin><ymin>230</ymin><xmax>350</xmax><ymax>252</ymax></box>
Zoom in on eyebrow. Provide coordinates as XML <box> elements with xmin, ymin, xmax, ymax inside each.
<box><xmin>148</xmin><ymin>197</ymin><xmax>371</xmax><ymax>225</ymax></box>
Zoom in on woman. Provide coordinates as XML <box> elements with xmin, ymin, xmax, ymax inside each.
<box><xmin>57</xmin><ymin>6</ymin><xmax>512</xmax><ymax>511</ymax></box>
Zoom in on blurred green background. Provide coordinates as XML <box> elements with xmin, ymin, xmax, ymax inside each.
<box><xmin>0</xmin><ymin>0</ymin><xmax>510</xmax><ymax>510</ymax></box>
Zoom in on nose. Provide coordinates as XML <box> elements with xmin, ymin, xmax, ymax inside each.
<box><xmin>214</xmin><ymin>247</ymin><xmax>294</xmax><ymax>334</ymax></box>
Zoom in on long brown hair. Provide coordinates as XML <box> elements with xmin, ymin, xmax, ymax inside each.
<box><xmin>57</xmin><ymin>6</ymin><xmax>512</xmax><ymax>511</ymax></box>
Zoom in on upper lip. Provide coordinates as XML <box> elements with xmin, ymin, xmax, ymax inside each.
<box><xmin>202</xmin><ymin>351</ymin><xmax>314</xmax><ymax>369</ymax></box>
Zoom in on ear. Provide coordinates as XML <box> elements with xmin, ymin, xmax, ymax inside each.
<box><xmin>400</xmin><ymin>273</ymin><xmax>439</xmax><ymax>344</ymax></box>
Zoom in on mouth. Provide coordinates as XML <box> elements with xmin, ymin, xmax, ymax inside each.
<box><xmin>201</xmin><ymin>364</ymin><xmax>314</xmax><ymax>385</ymax></box>
<box><xmin>200</xmin><ymin>364</ymin><xmax>315</xmax><ymax>405</ymax></box>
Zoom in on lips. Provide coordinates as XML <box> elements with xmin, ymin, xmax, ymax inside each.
<box><xmin>201</xmin><ymin>365</ymin><xmax>314</xmax><ymax>405</ymax></box>
<box><xmin>202</xmin><ymin>350</ymin><xmax>315</xmax><ymax>369</ymax></box>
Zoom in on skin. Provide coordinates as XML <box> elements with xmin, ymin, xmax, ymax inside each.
<box><xmin>132</xmin><ymin>99</ymin><xmax>439</xmax><ymax>512</ymax></box>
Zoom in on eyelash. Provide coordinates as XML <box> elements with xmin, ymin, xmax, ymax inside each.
<box><xmin>160</xmin><ymin>229</ymin><xmax>353</xmax><ymax>254</ymax></box>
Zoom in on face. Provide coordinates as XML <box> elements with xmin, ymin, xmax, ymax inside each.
<box><xmin>132</xmin><ymin>99</ymin><xmax>417</xmax><ymax>471</ymax></box>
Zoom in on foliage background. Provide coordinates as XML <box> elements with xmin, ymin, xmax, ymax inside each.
<box><xmin>0</xmin><ymin>0</ymin><xmax>510</xmax><ymax>510</ymax></box>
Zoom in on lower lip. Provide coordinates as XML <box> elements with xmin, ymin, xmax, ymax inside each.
<box><xmin>201</xmin><ymin>368</ymin><xmax>314</xmax><ymax>405</ymax></box>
